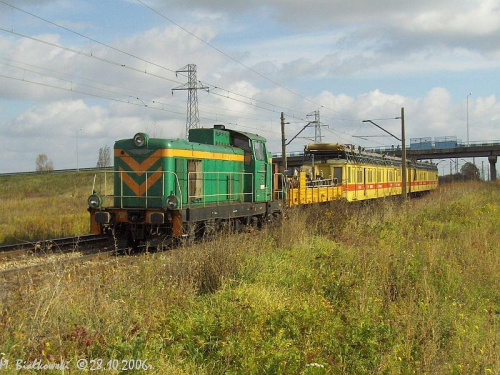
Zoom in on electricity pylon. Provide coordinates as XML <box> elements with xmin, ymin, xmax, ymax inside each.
<box><xmin>172</xmin><ymin>64</ymin><xmax>209</xmax><ymax>138</ymax></box>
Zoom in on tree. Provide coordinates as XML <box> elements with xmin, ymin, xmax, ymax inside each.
<box><xmin>96</xmin><ymin>145</ymin><xmax>111</xmax><ymax>169</ymax></box>
<box><xmin>35</xmin><ymin>154</ymin><xmax>54</xmax><ymax>172</ymax></box>
<box><xmin>460</xmin><ymin>162</ymin><xmax>480</xmax><ymax>180</ymax></box>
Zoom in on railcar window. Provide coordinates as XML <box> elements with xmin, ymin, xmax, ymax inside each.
<box><xmin>254</xmin><ymin>142</ymin><xmax>266</xmax><ymax>161</ymax></box>
<box><xmin>334</xmin><ymin>167</ymin><xmax>342</xmax><ymax>183</ymax></box>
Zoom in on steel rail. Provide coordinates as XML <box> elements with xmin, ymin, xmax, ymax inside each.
<box><xmin>0</xmin><ymin>234</ymin><xmax>109</xmax><ymax>255</ymax></box>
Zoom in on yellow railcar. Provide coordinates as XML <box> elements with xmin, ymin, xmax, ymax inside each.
<box><xmin>285</xmin><ymin>143</ymin><xmax>438</xmax><ymax>207</ymax></box>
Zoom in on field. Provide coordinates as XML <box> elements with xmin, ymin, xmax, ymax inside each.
<box><xmin>0</xmin><ymin>172</ymin><xmax>110</xmax><ymax>245</ymax></box>
<box><xmin>0</xmin><ymin>177</ymin><xmax>499</xmax><ymax>374</ymax></box>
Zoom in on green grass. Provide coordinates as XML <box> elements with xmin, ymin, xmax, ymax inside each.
<box><xmin>0</xmin><ymin>181</ymin><xmax>499</xmax><ymax>374</ymax></box>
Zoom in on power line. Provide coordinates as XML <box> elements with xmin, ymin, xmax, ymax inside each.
<box><xmin>0</xmin><ymin>2</ymin><xmax>310</xmax><ymax>119</ymax></box>
<box><xmin>0</xmin><ymin>1</ymin><xmax>361</xmax><ymax>135</ymax></box>
<box><xmin>0</xmin><ymin>56</ymin><xmax>283</xmax><ymax>123</ymax></box>
<box><xmin>172</xmin><ymin>64</ymin><xmax>209</xmax><ymax>136</ymax></box>
<box><xmin>0</xmin><ymin>0</ymin><xmax>180</xmax><ymax>75</ymax></box>
<box><xmin>0</xmin><ymin>2</ymin><xmax>357</xmax><ymax>124</ymax></box>
<box><xmin>135</xmin><ymin>0</ymin><xmax>362</xmax><ymax>121</ymax></box>
<box><xmin>0</xmin><ymin>26</ymin><xmax>315</xmax><ymax>126</ymax></box>
<box><xmin>0</xmin><ymin>71</ymin><xmax>281</xmax><ymax>135</ymax></box>
<box><xmin>0</xmin><ymin>27</ymin><xmax>184</xmax><ymax>85</ymax></box>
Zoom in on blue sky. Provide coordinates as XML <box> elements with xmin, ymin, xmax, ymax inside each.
<box><xmin>0</xmin><ymin>0</ymin><xmax>499</xmax><ymax>172</ymax></box>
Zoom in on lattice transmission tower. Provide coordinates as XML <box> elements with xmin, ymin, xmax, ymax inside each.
<box><xmin>172</xmin><ymin>64</ymin><xmax>209</xmax><ymax>138</ymax></box>
<box><xmin>307</xmin><ymin>110</ymin><xmax>324</xmax><ymax>143</ymax></box>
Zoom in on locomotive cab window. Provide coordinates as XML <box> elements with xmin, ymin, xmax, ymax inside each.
<box><xmin>233</xmin><ymin>135</ymin><xmax>251</xmax><ymax>151</ymax></box>
<box><xmin>233</xmin><ymin>134</ymin><xmax>253</xmax><ymax>166</ymax></box>
<box><xmin>254</xmin><ymin>141</ymin><xmax>266</xmax><ymax>161</ymax></box>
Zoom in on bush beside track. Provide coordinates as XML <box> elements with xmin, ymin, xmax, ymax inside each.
<box><xmin>1</xmin><ymin>182</ymin><xmax>499</xmax><ymax>373</ymax></box>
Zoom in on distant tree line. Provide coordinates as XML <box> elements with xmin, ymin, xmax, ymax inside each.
<box><xmin>34</xmin><ymin>145</ymin><xmax>111</xmax><ymax>173</ymax></box>
<box><xmin>439</xmin><ymin>162</ymin><xmax>481</xmax><ymax>183</ymax></box>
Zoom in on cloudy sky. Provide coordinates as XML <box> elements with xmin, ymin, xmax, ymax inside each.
<box><xmin>0</xmin><ymin>0</ymin><xmax>499</xmax><ymax>173</ymax></box>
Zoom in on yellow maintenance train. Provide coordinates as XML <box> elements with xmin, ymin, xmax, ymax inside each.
<box><xmin>283</xmin><ymin>143</ymin><xmax>438</xmax><ymax>207</ymax></box>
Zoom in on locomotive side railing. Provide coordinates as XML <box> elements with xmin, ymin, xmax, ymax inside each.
<box><xmin>91</xmin><ymin>170</ymin><xmax>183</xmax><ymax>209</ymax></box>
<box><xmin>273</xmin><ymin>172</ymin><xmax>286</xmax><ymax>201</ymax></box>
<box><xmin>187</xmin><ymin>171</ymin><xmax>254</xmax><ymax>207</ymax></box>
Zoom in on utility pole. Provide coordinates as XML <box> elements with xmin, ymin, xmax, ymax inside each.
<box><xmin>172</xmin><ymin>64</ymin><xmax>209</xmax><ymax>138</ymax></box>
<box><xmin>401</xmin><ymin>107</ymin><xmax>407</xmax><ymax>201</ymax></box>
<box><xmin>362</xmin><ymin>109</ymin><xmax>407</xmax><ymax>200</ymax></box>
<box><xmin>280</xmin><ymin>112</ymin><xmax>287</xmax><ymax>174</ymax></box>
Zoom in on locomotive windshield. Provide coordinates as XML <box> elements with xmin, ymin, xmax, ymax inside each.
<box><xmin>233</xmin><ymin>135</ymin><xmax>251</xmax><ymax>151</ymax></box>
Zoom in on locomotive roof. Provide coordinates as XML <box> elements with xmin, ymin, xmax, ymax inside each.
<box><xmin>114</xmin><ymin>137</ymin><xmax>245</xmax><ymax>155</ymax></box>
<box><xmin>225</xmin><ymin>129</ymin><xmax>267</xmax><ymax>142</ymax></box>
<box><xmin>116</xmin><ymin>126</ymin><xmax>267</xmax><ymax>153</ymax></box>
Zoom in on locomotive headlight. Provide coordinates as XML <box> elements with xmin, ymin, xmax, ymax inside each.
<box><xmin>133</xmin><ymin>133</ymin><xmax>148</xmax><ymax>147</ymax></box>
<box><xmin>87</xmin><ymin>194</ymin><xmax>102</xmax><ymax>209</ymax></box>
<box><xmin>166</xmin><ymin>195</ymin><xmax>178</xmax><ymax>210</ymax></box>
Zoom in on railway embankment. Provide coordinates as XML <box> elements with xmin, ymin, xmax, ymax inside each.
<box><xmin>0</xmin><ymin>182</ymin><xmax>499</xmax><ymax>373</ymax></box>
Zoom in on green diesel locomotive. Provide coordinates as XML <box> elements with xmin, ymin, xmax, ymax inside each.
<box><xmin>88</xmin><ymin>125</ymin><xmax>283</xmax><ymax>247</ymax></box>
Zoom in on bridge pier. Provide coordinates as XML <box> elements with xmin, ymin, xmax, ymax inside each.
<box><xmin>488</xmin><ymin>156</ymin><xmax>497</xmax><ymax>181</ymax></box>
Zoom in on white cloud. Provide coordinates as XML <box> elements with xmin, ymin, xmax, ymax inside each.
<box><xmin>1</xmin><ymin>86</ymin><xmax>499</xmax><ymax>172</ymax></box>
<box><xmin>0</xmin><ymin>1</ymin><xmax>499</xmax><ymax>173</ymax></box>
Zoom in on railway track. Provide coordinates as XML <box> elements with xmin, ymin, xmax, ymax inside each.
<box><xmin>0</xmin><ymin>234</ymin><xmax>109</xmax><ymax>259</ymax></box>
<box><xmin>0</xmin><ymin>249</ymin><xmax>116</xmax><ymax>277</ymax></box>
<box><xmin>0</xmin><ymin>233</ymin><xmax>164</xmax><ymax>277</ymax></box>
<box><xmin>0</xmin><ymin>234</ymin><xmax>113</xmax><ymax>276</ymax></box>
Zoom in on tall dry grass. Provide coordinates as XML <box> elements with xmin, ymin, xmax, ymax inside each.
<box><xmin>0</xmin><ymin>182</ymin><xmax>498</xmax><ymax>374</ymax></box>
<box><xmin>0</xmin><ymin>172</ymin><xmax>110</xmax><ymax>244</ymax></box>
